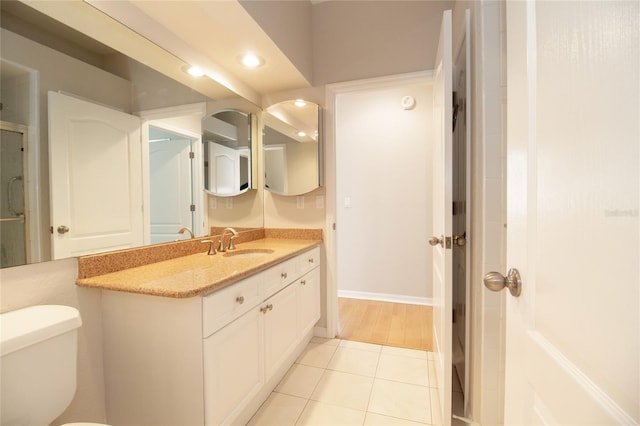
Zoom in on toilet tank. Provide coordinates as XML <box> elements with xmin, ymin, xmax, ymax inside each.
<box><xmin>0</xmin><ymin>305</ymin><xmax>83</xmax><ymax>426</ymax></box>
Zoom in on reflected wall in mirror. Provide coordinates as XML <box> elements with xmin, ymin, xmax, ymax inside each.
<box><xmin>263</xmin><ymin>100</ymin><xmax>321</xmax><ymax>196</ymax></box>
<box><xmin>0</xmin><ymin>1</ymin><xmax>264</xmax><ymax>268</ymax></box>
<box><xmin>203</xmin><ymin>110</ymin><xmax>253</xmax><ymax>197</ymax></box>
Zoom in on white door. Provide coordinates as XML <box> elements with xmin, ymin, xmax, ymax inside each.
<box><xmin>149</xmin><ymin>136</ymin><xmax>193</xmax><ymax>244</ymax></box>
<box><xmin>48</xmin><ymin>91</ymin><xmax>143</xmax><ymax>259</ymax></box>
<box><xmin>503</xmin><ymin>1</ymin><xmax>639</xmax><ymax>424</ymax></box>
<box><xmin>431</xmin><ymin>9</ymin><xmax>453</xmax><ymax>426</ymax></box>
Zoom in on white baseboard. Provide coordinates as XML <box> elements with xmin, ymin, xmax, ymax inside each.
<box><xmin>337</xmin><ymin>290</ymin><xmax>433</xmax><ymax>306</ymax></box>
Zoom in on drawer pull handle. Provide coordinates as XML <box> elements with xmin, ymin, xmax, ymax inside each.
<box><xmin>236</xmin><ymin>296</ymin><xmax>245</xmax><ymax>304</ymax></box>
<box><xmin>268</xmin><ymin>303</ymin><xmax>273</xmax><ymax>311</ymax></box>
<box><xmin>281</xmin><ymin>272</ymin><xmax>288</xmax><ymax>279</ymax></box>
<box><xmin>308</xmin><ymin>258</ymin><xmax>314</xmax><ymax>264</ymax></box>
<box><xmin>301</xmin><ymin>280</ymin><xmax>306</xmax><ymax>286</ymax></box>
<box><xmin>260</xmin><ymin>304</ymin><xmax>274</xmax><ymax>314</ymax></box>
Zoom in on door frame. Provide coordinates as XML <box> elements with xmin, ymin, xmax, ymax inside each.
<box><xmin>138</xmin><ymin>103</ymin><xmax>206</xmax><ymax>243</ymax></box>
<box><xmin>324</xmin><ymin>71</ymin><xmax>434</xmax><ymax>340</ymax></box>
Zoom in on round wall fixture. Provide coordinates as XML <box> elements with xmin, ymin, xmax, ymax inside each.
<box><xmin>401</xmin><ymin>95</ymin><xmax>416</xmax><ymax>110</ymax></box>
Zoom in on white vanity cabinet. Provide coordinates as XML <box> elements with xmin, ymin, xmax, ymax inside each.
<box><xmin>203</xmin><ymin>247</ymin><xmax>320</xmax><ymax>425</ymax></box>
<box><xmin>101</xmin><ymin>246</ymin><xmax>321</xmax><ymax>426</ymax></box>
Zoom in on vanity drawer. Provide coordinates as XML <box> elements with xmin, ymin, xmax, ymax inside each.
<box><xmin>202</xmin><ymin>273</ymin><xmax>263</xmax><ymax>338</ymax></box>
<box><xmin>297</xmin><ymin>246</ymin><xmax>320</xmax><ymax>275</ymax></box>
<box><xmin>262</xmin><ymin>256</ymin><xmax>298</xmax><ymax>296</ymax></box>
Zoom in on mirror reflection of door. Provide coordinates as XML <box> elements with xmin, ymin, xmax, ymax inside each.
<box><xmin>0</xmin><ymin>124</ymin><xmax>27</xmax><ymax>267</ymax></box>
<box><xmin>202</xmin><ymin>110</ymin><xmax>252</xmax><ymax>197</ymax></box>
<box><xmin>263</xmin><ymin>145</ymin><xmax>287</xmax><ymax>194</ymax></box>
<box><xmin>148</xmin><ymin>126</ymin><xmax>196</xmax><ymax>244</ymax></box>
<box><xmin>48</xmin><ymin>91</ymin><xmax>143</xmax><ymax>259</ymax></box>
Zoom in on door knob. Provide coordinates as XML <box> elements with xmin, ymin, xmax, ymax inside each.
<box><xmin>483</xmin><ymin>268</ymin><xmax>522</xmax><ymax>297</ymax></box>
<box><xmin>429</xmin><ymin>236</ymin><xmax>443</xmax><ymax>247</ymax></box>
<box><xmin>453</xmin><ymin>232</ymin><xmax>466</xmax><ymax>247</ymax></box>
<box><xmin>57</xmin><ymin>225</ymin><xmax>70</xmax><ymax>234</ymax></box>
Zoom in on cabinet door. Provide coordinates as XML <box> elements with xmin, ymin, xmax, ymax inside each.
<box><xmin>263</xmin><ymin>283</ymin><xmax>298</xmax><ymax>380</ymax></box>
<box><xmin>203</xmin><ymin>308</ymin><xmax>264</xmax><ymax>426</ymax></box>
<box><xmin>298</xmin><ymin>267</ymin><xmax>321</xmax><ymax>338</ymax></box>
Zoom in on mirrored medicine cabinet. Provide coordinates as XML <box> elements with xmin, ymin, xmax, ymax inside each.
<box><xmin>202</xmin><ymin>110</ymin><xmax>253</xmax><ymax>197</ymax></box>
<box><xmin>263</xmin><ymin>100</ymin><xmax>322</xmax><ymax>196</ymax></box>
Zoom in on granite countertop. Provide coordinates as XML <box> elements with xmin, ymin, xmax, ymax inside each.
<box><xmin>76</xmin><ymin>238</ymin><xmax>321</xmax><ymax>298</ymax></box>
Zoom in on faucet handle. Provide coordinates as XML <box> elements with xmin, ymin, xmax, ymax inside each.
<box><xmin>201</xmin><ymin>240</ymin><xmax>216</xmax><ymax>255</ymax></box>
<box><xmin>229</xmin><ymin>235</ymin><xmax>237</xmax><ymax>250</ymax></box>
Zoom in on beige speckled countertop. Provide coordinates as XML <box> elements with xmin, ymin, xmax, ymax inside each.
<box><xmin>76</xmin><ymin>238</ymin><xmax>321</xmax><ymax>298</ymax></box>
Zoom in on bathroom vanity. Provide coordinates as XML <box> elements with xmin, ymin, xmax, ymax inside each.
<box><xmin>78</xmin><ymin>238</ymin><xmax>321</xmax><ymax>426</ymax></box>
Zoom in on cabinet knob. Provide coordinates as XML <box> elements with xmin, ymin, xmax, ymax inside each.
<box><xmin>281</xmin><ymin>272</ymin><xmax>288</xmax><ymax>279</ymax></box>
<box><xmin>301</xmin><ymin>280</ymin><xmax>306</xmax><ymax>286</ymax></box>
<box><xmin>236</xmin><ymin>296</ymin><xmax>245</xmax><ymax>304</ymax></box>
<box><xmin>308</xmin><ymin>258</ymin><xmax>314</xmax><ymax>264</ymax></box>
<box><xmin>260</xmin><ymin>304</ymin><xmax>274</xmax><ymax>314</ymax></box>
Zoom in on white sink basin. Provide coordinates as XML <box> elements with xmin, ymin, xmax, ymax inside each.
<box><xmin>223</xmin><ymin>249</ymin><xmax>274</xmax><ymax>259</ymax></box>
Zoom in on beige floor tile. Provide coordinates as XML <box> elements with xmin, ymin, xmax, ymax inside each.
<box><xmin>368</xmin><ymin>379</ymin><xmax>431</xmax><ymax>424</ymax></box>
<box><xmin>381</xmin><ymin>346</ymin><xmax>428</xmax><ymax>360</ymax></box>
<box><xmin>247</xmin><ymin>392</ymin><xmax>308</xmax><ymax>426</ymax></box>
<box><xmin>376</xmin><ymin>354</ymin><xmax>429</xmax><ymax>386</ymax></box>
<box><xmin>364</xmin><ymin>412</ymin><xmax>429</xmax><ymax>425</ymax></box>
<box><xmin>327</xmin><ymin>347</ymin><xmax>380</xmax><ymax>377</ymax></box>
<box><xmin>311</xmin><ymin>370</ymin><xmax>374</xmax><ymax>411</ymax></box>
<box><xmin>296</xmin><ymin>400</ymin><xmax>366</xmax><ymax>426</ymax></box>
<box><xmin>275</xmin><ymin>364</ymin><xmax>325</xmax><ymax>399</ymax></box>
<box><xmin>297</xmin><ymin>342</ymin><xmax>339</xmax><ymax>368</ymax></box>
<box><xmin>339</xmin><ymin>340</ymin><xmax>382</xmax><ymax>353</ymax></box>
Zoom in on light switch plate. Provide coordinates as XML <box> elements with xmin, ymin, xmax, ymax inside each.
<box><xmin>296</xmin><ymin>196</ymin><xmax>304</xmax><ymax>209</ymax></box>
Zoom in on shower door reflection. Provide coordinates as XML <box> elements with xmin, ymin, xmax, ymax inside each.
<box><xmin>1</xmin><ymin>125</ymin><xmax>27</xmax><ymax>267</ymax></box>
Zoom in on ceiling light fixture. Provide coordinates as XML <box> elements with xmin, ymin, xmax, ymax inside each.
<box><xmin>294</xmin><ymin>99</ymin><xmax>307</xmax><ymax>108</ymax></box>
<box><xmin>297</xmin><ymin>131</ymin><xmax>307</xmax><ymax>137</ymax></box>
<box><xmin>186</xmin><ymin>66</ymin><xmax>204</xmax><ymax>77</ymax></box>
<box><xmin>240</xmin><ymin>53</ymin><xmax>265</xmax><ymax>69</ymax></box>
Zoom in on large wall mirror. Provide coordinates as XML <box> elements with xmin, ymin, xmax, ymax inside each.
<box><xmin>0</xmin><ymin>1</ymin><xmax>263</xmax><ymax>268</ymax></box>
<box><xmin>263</xmin><ymin>100</ymin><xmax>322</xmax><ymax>196</ymax></box>
<box><xmin>203</xmin><ymin>110</ymin><xmax>253</xmax><ymax>197</ymax></box>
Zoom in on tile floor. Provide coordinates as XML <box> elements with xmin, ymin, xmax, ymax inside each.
<box><xmin>248</xmin><ymin>337</ymin><xmax>444</xmax><ymax>425</ymax></box>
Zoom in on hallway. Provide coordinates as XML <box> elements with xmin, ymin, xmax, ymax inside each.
<box><xmin>336</xmin><ymin>298</ymin><xmax>433</xmax><ymax>352</ymax></box>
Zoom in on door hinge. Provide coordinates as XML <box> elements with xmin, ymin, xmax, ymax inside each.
<box><xmin>189</xmin><ymin>151</ymin><xmax>195</xmax><ymax>159</ymax></box>
<box><xmin>190</xmin><ymin>204</ymin><xmax>196</xmax><ymax>212</ymax></box>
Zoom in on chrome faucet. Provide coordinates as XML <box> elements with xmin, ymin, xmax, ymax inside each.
<box><xmin>178</xmin><ymin>227</ymin><xmax>194</xmax><ymax>239</ymax></box>
<box><xmin>219</xmin><ymin>227</ymin><xmax>238</xmax><ymax>252</ymax></box>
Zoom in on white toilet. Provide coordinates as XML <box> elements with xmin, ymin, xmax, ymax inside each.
<box><xmin>0</xmin><ymin>305</ymin><xmax>108</xmax><ymax>426</ymax></box>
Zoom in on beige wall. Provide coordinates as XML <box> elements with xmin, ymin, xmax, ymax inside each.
<box><xmin>0</xmin><ymin>259</ymin><xmax>107</xmax><ymax>425</ymax></box>
<box><xmin>240</xmin><ymin>0</ymin><xmax>314</xmax><ymax>85</ymax></box>
<box><xmin>312</xmin><ymin>1</ymin><xmax>454</xmax><ymax>85</ymax></box>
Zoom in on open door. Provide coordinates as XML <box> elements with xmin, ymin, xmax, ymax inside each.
<box><xmin>430</xmin><ymin>9</ymin><xmax>453</xmax><ymax>426</ymax></box>
<box><xmin>148</xmin><ymin>129</ymin><xmax>195</xmax><ymax>244</ymax></box>
<box><xmin>501</xmin><ymin>1</ymin><xmax>639</xmax><ymax>424</ymax></box>
<box><xmin>49</xmin><ymin>91</ymin><xmax>143</xmax><ymax>259</ymax></box>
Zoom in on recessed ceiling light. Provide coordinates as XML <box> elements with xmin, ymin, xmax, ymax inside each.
<box><xmin>297</xmin><ymin>131</ymin><xmax>307</xmax><ymax>137</ymax></box>
<box><xmin>186</xmin><ymin>66</ymin><xmax>204</xmax><ymax>77</ymax></box>
<box><xmin>240</xmin><ymin>53</ymin><xmax>265</xmax><ymax>68</ymax></box>
<box><xmin>294</xmin><ymin>99</ymin><xmax>307</xmax><ymax>108</ymax></box>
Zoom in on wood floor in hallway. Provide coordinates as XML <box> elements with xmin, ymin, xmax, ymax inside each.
<box><xmin>337</xmin><ymin>297</ymin><xmax>433</xmax><ymax>351</ymax></box>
